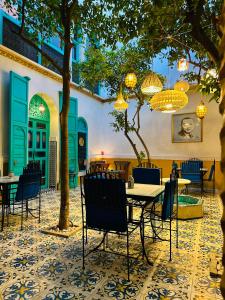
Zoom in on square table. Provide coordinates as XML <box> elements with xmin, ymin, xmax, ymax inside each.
<box><xmin>0</xmin><ymin>176</ymin><xmax>19</xmax><ymax>230</ymax></box>
<box><xmin>126</xmin><ymin>183</ymin><xmax>165</xmax><ymax>265</ymax></box>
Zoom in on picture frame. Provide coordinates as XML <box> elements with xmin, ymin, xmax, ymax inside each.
<box><xmin>172</xmin><ymin>112</ymin><xmax>202</xmax><ymax>143</ymax></box>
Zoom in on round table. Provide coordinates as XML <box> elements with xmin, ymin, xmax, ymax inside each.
<box><xmin>162</xmin><ymin>177</ymin><xmax>191</xmax><ymax>193</ymax></box>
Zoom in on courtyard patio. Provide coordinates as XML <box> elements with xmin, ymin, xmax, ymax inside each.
<box><xmin>0</xmin><ymin>189</ymin><xmax>223</xmax><ymax>300</ymax></box>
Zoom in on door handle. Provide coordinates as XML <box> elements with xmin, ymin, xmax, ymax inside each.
<box><xmin>13</xmin><ymin>160</ymin><xmax>17</xmax><ymax>166</ymax></box>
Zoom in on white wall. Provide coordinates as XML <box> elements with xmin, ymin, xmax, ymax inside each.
<box><xmin>0</xmin><ymin>50</ymin><xmax>222</xmax><ymax>176</ymax></box>
<box><xmin>101</xmin><ymin>91</ymin><xmax>222</xmax><ymax>161</ymax></box>
<box><xmin>0</xmin><ymin>53</ymin><xmax>104</xmax><ymax>173</ymax></box>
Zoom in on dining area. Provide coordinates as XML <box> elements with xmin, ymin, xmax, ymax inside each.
<box><xmin>0</xmin><ymin>157</ymin><xmax>222</xmax><ymax>300</ymax></box>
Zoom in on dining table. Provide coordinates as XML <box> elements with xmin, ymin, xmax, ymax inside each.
<box><xmin>0</xmin><ymin>176</ymin><xmax>20</xmax><ymax>230</ymax></box>
<box><xmin>126</xmin><ymin>182</ymin><xmax>165</xmax><ymax>265</ymax></box>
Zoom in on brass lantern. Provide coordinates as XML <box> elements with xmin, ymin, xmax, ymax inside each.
<box><xmin>177</xmin><ymin>58</ymin><xmax>189</xmax><ymax>71</ymax></box>
<box><xmin>39</xmin><ymin>103</ymin><xmax>45</xmax><ymax>113</ymax></box>
<box><xmin>114</xmin><ymin>90</ymin><xmax>128</xmax><ymax>111</ymax></box>
<box><xmin>196</xmin><ymin>101</ymin><xmax>207</xmax><ymax>119</ymax></box>
<box><xmin>125</xmin><ymin>73</ymin><xmax>137</xmax><ymax>88</ymax></box>
<box><xmin>174</xmin><ymin>81</ymin><xmax>190</xmax><ymax>92</ymax></box>
<box><xmin>141</xmin><ymin>73</ymin><xmax>163</xmax><ymax>95</ymax></box>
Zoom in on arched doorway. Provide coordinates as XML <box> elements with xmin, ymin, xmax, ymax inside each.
<box><xmin>28</xmin><ymin>95</ymin><xmax>50</xmax><ymax>188</ymax></box>
<box><xmin>78</xmin><ymin>117</ymin><xmax>88</xmax><ymax>171</ymax></box>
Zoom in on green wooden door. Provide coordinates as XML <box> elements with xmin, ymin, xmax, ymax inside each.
<box><xmin>9</xmin><ymin>71</ymin><xmax>30</xmax><ymax>175</ymax></box>
<box><xmin>59</xmin><ymin>94</ymin><xmax>78</xmax><ymax>187</ymax></box>
<box><xmin>29</xmin><ymin>95</ymin><xmax>50</xmax><ymax>189</ymax></box>
<box><xmin>28</xmin><ymin>120</ymin><xmax>49</xmax><ymax>189</ymax></box>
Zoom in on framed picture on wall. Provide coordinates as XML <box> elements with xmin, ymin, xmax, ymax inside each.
<box><xmin>172</xmin><ymin>112</ymin><xmax>202</xmax><ymax>143</ymax></box>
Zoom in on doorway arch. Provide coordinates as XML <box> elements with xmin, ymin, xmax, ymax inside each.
<box><xmin>29</xmin><ymin>95</ymin><xmax>50</xmax><ymax>188</ymax></box>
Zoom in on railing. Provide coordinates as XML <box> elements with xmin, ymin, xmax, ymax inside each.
<box><xmin>0</xmin><ymin>9</ymin><xmax>101</xmax><ymax>95</ymax></box>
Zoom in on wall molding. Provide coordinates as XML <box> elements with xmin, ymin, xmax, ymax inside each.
<box><xmin>0</xmin><ymin>44</ymin><xmax>104</xmax><ymax>103</ymax></box>
<box><xmin>89</xmin><ymin>153</ymin><xmax>219</xmax><ymax>161</ymax></box>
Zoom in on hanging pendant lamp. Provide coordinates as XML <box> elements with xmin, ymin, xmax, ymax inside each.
<box><xmin>149</xmin><ymin>89</ymin><xmax>188</xmax><ymax>113</ymax></box>
<box><xmin>174</xmin><ymin>81</ymin><xmax>190</xmax><ymax>92</ymax></box>
<box><xmin>114</xmin><ymin>90</ymin><xmax>128</xmax><ymax>111</ymax></box>
<box><xmin>141</xmin><ymin>73</ymin><xmax>163</xmax><ymax>95</ymax></box>
<box><xmin>125</xmin><ymin>73</ymin><xmax>137</xmax><ymax>88</ymax></box>
<box><xmin>196</xmin><ymin>101</ymin><xmax>207</xmax><ymax>119</ymax></box>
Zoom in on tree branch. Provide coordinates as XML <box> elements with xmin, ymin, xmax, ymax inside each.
<box><xmin>185</xmin><ymin>0</ymin><xmax>220</xmax><ymax>64</ymax></box>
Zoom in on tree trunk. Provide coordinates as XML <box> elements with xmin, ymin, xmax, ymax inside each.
<box><xmin>124</xmin><ymin>110</ymin><xmax>142</xmax><ymax>165</ymax></box>
<box><xmin>219</xmin><ymin>3</ymin><xmax>225</xmax><ymax>297</ymax></box>
<box><xmin>133</xmin><ymin>101</ymin><xmax>150</xmax><ymax>164</ymax></box>
<box><xmin>134</xmin><ymin>129</ymin><xmax>151</xmax><ymax>164</ymax></box>
<box><xmin>58</xmin><ymin>11</ymin><xmax>72</xmax><ymax>230</ymax></box>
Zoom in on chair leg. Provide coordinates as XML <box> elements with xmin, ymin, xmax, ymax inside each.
<box><xmin>6</xmin><ymin>205</ymin><xmax>9</xmax><ymax>227</ymax></box>
<box><xmin>82</xmin><ymin>225</ymin><xmax>85</xmax><ymax>270</ymax></box>
<box><xmin>21</xmin><ymin>201</ymin><xmax>24</xmax><ymax>230</ymax></box>
<box><xmin>1</xmin><ymin>203</ymin><xmax>4</xmax><ymax>231</ymax></box>
<box><xmin>39</xmin><ymin>194</ymin><xmax>41</xmax><ymax>223</ymax></box>
<box><xmin>127</xmin><ymin>231</ymin><xmax>130</xmax><ymax>281</ymax></box>
<box><xmin>169</xmin><ymin>215</ymin><xmax>172</xmax><ymax>261</ymax></box>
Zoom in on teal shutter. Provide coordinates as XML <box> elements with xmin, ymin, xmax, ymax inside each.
<box><xmin>9</xmin><ymin>71</ymin><xmax>30</xmax><ymax>175</ymax></box>
<box><xmin>59</xmin><ymin>93</ymin><xmax>78</xmax><ymax>187</ymax></box>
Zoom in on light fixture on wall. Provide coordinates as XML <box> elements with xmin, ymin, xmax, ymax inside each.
<box><xmin>141</xmin><ymin>73</ymin><xmax>163</xmax><ymax>95</ymax></box>
<box><xmin>125</xmin><ymin>73</ymin><xmax>137</xmax><ymax>88</ymax></box>
<box><xmin>177</xmin><ymin>58</ymin><xmax>189</xmax><ymax>71</ymax></box>
<box><xmin>196</xmin><ymin>101</ymin><xmax>207</xmax><ymax>119</ymax></box>
<box><xmin>149</xmin><ymin>89</ymin><xmax>188</xmax><ymax>113</ymax></box>
<box><xmin>39</xmin><ymin>103</ymin><xmax>45</xmax><ymax>113</ymax></box>
<box><xmin>174</xmin><ymin>80</ymin><xmax>190</xmax><ymax>92</ymax></box>
<box><xmin>114</xmin><ymin>89</ymin><xmax>128</xmax><ymax>111</ymax></box>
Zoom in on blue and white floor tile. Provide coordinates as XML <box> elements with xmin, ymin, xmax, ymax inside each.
<box><xmin>0</xmin><ymin>190</ymin><xmax>223</xmax><ymax>299</ymax></box>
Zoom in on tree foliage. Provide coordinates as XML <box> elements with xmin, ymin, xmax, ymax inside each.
<box><xmin>77</xmin><ymin>45</ymin><xmax>165</xmax><ymax>164</ymax></box>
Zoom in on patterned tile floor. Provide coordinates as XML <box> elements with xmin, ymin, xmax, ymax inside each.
<box><xmin>0</xmin><ymin>189</ymin><xmax>223</xmax><ymax>300</ymax></box>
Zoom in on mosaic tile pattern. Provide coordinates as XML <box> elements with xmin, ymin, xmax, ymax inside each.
<box><xmin>0</xmin><ymin>189</ymin><xmax>223</xmax><ymax>299</ymax></box>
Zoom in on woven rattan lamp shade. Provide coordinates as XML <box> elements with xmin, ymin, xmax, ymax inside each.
<box><xmin>141</xmin><ymin>73</ymin><xmax>163</xmax><ymax>95</ymax></box>
<box><xmin>114</xmin><ymin>91</ymin><xmax>128</xmax><ymax>110</ymax></box>
<box><xmin>196</xmin><ymin>101</ymin><xmax>207</xmax><ymax>119</ymax></box>
<box><xmin>125</xmin><ymin>73</ymin><xmax>137</xmax><ymax>88</ymax></box>
<box><xmin>149</xmin><ymin>89</ymin><xmax>188</xmax><ymax>113</ymax></box>
<box><xmin>174</xmin><ymin>81</ymin><xmax>190</xmax><ymax>92</ymax></box>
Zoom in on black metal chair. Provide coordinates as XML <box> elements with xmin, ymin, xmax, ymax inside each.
<box><xmin>1</xmin><ymin>172</ymin><xmax>41</xmax><ymax>230</ymax></box>
<box><xmin>80</xmin><ymin>172</ymin><xmax>141</xmax><ymax>280</ymax></box>
<box><xmin>114</xmin><ymin>161</ymin><xmax>130</xmax><ymax>182</ymax></box>
<box><xmin>143</xmin><ymin>177</ymin><xmax>178</xmax><ymax>261</ymax></box>
<box><xmin>138</xmin><ymin>162</ymin><xmax>163</xmax><ymax>183</ymax></box>
<box><xmin>181</xmin><ymin>159</ymin><xmax>203</xmax><ymax>194</ymax></box>
<box><xmin>203</xmin><ymin>159</ymin><xmax>216</xmax><ymax>195</ymax></box>
<box><xmin>133</xmin><ymin>167</ymin><xmax>161</xmax><ymax>185</ymax></box>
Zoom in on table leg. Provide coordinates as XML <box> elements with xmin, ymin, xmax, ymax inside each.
<box><xmin>140</xmin><ymin>207</ymin><xmax>153</xmax><ymax>266</ymax></box>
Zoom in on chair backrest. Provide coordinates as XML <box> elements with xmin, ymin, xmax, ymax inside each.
<box><xmin>162</xmin><ymin>179</ymin><xmax>177</xmax><ymax>220</ymax></box>
<box><xmin>139</xmin><ymin>161</ymin><xmax>158</xmax><ymax>168</ymax></box>
<box><xmin>114</xmin><ymin>161</ymin><xmax>130</xmax><ymax>181</ymax></box>
<box><xmin>132</xmin><ymin>167</ymin><xmax>160</xmax><ymax>185</ymax></box>
<box><xmin>23</xmin><ymin>161</ymin><xmax>41</xmax><ymax>175</ymax></box>
<box><xmin>82</xmin><ymin>173</ymin><xmax>127</xmax><ymax>232</ymax></box>
<box><xmin>89</xmin><ymin>161</ymin><xmax>109</xmax><ymax>173</ymax></box>
<box><xmin>15</xmin><ymin>173</ymin><xmax>41</xmax><ymax>202</ymax></box>
<box><xmin>208</xmin><ymin>160</ymin><xmax>215</xmax><ymax>181</ymax></box>
<box><xmin>181</xmin><ymin>160</ymin><xmax>202</xmax><ymax>182</ymax></box>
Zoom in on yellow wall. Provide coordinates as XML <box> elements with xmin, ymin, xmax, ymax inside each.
<box><xmin>91</xmin><ymin>158</ymin><xmax>222</xmax><ymax>189</ymax></box>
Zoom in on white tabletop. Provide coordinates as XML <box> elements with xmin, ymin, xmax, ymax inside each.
<box><xmin>162</xmin><ymin>178</ymin><xmax>191</xmax><ymax>185</ymax></box>
<box><xmin>126</xmin><ymin>183</ymin><xmax>164</xmax><ymax>198</ymax></box>
<box><xmin>0</xmin><ymin>176</ymin><xmax>19</xmax><ymax>184</ymax></box>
